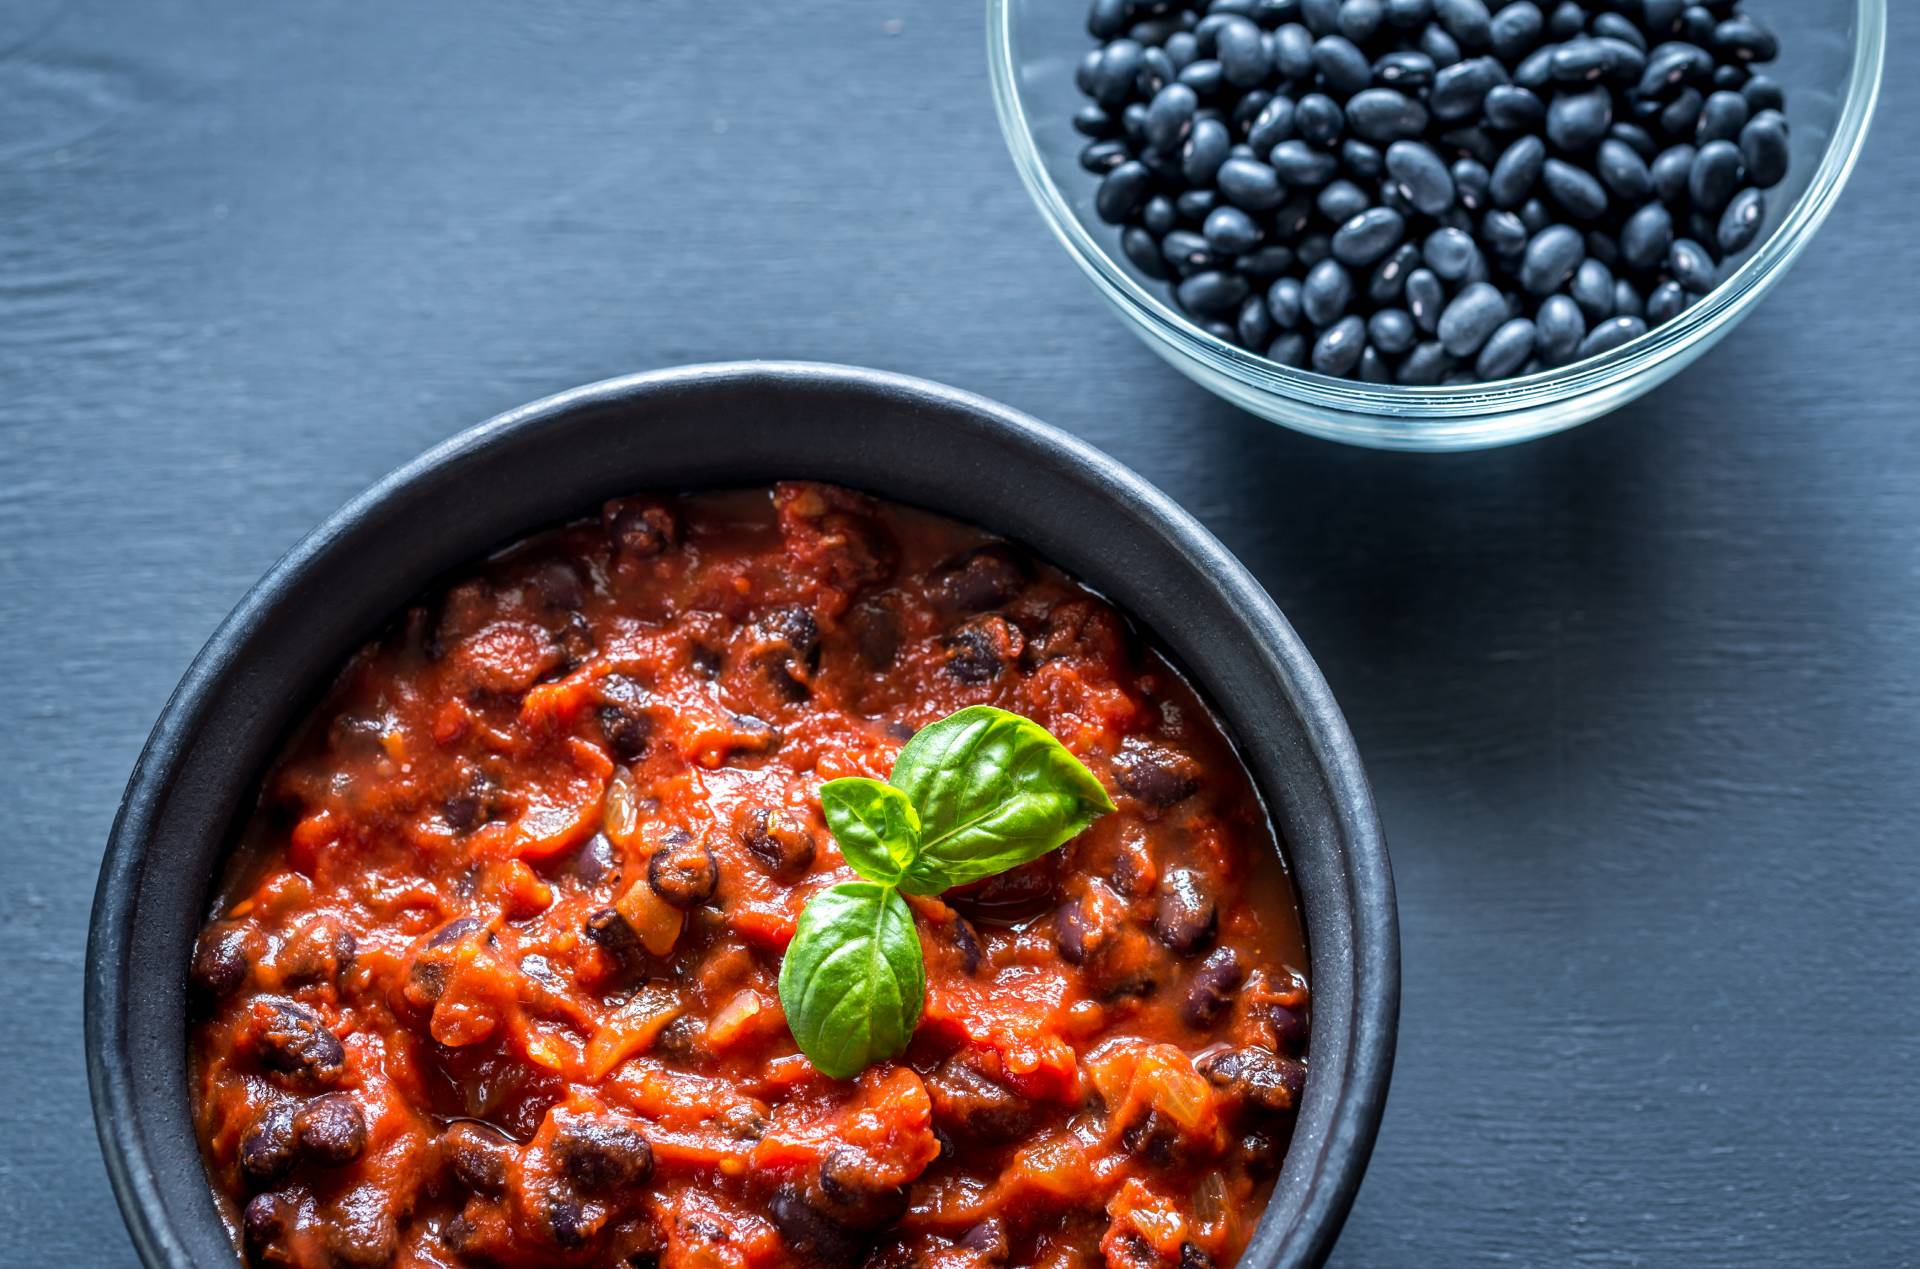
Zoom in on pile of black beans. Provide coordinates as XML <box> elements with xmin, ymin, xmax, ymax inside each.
<box><xmin>1073</xmin><ymin>0</ymin><xmax>1789</xmax><ymax>383</ymax></box>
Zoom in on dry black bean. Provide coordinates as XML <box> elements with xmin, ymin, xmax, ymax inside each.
<box><xmin>1335</xmin><ymin>0</ymin><xmax>1381</xmax><ymax>41</ymax></box>
<box><xmin>1267</xmin><ymin>331</ymin><xmax>1309</xmax><ymax>366</ymax></box>
<box><xmin>1218</xmin><ymin>155</ymin><xmax>1289</xmax><ymax>207</ymax></box>
<box><xmin>1387</xmin><ymin>140</ymin><xmax>1455</xmax><ymax>214</ymax></box>
<box><xmin>1348</xmin><ymin>88</ymin><xmax>1430</xmax><ymax>143</ymax></box>
<box><xmin>1591</xmin><ymin>13</ymin><xmax>1646</xmax><ymax>51</ymax></box>
<box><xmin>1514</xmin><ymin>44</ymin><xmax>1554</xmax><ymax>90</ymax></box>
<box><xmin>1340</xmin><ymin>140</ymin><xmax>1384</xmax><ymax>180</ymax></box>
<box><xmin>1668</xmin><ymin>237</ymin><xmax>1716</xmax><ymax>293</ymax></box>
<box><xmin>1237</xmin><ymin>292</ymin><xmax>1275</xmax><ymax>347</ymax></box>
<box><xmin>1218</xmin><ymin>16</ymin><xmax>1271</xmax><ymax>84</ymax></box>
<box><xmin>1484</xmin><ymin>83</ymin><xmax>1544</xmax><ymax>130</ymax></box>
<box><xmin>1546</xmin><ymin>86</ymin><xmax>1612</xmax><ymax>151</ymax></box>
<box><xmin>1369</xmin><ymin>307</ymin><xmax>1418</xmax><ymax>353</ymax></box>
<box><xmin>1267</xmin><ymin>141</ymin><xmax>1338</xmax><ymax>188</ymax></box>
<box><xmin>1095</xmin><ymin>161</ymin><xmax>1151</xmax><ymax>223</ymax></box>
<box><xmin>1490</xmin><ymin>134</ymin><xmax>1545</xmax><ymax>208</ymax></box>
<box><xmin>1089</xmin><ymin>0</ymin><xmax>1130</xmax><ymax>39</ymax></box>
<box><xmin>1313</xmin><ymin>34</ymin><xmax>1374</xmax><ymax>95</ymax></box>
<box><xmin>1273</xmin><ymin>22</ymin><xmax>1316</xmax><ymax>77</ymax></box>
<box><xmin>1570</xmin><ymin>258</ymin><xmax>1613</xmax><ymax>322</ymax></box>
<box><xmin>1696</xmin><ymin>89</ymin><xmax>1749</xmax><ymax>144</ymax></box>
<box><xmin>1645</xmin><ymin>0</ymin><xmax>1685</xmax><ymax>38</ymax></box>
<box><xmin>1646</xmin><ymin>279</ymin><xmax>1688</xmax><ymax>324</ymax></box>
<box><xmin>1163</xmin><ymin>228</ymin><xmax>1220</xmax><ymax>273</ymax></box>
<box><xmin>1332</xmin><ymin>207</ymin><xmax>1408</xmax><ymax>265</ymax></box>
<box><xmin>1535</xmin><ymin>293</ymin><xmax>1585</xmax><ymax>364</ymax></box>
<box><xmin>1092</xmin><ymin>40</ymin><xmax>1146</xmax><ymax>107</ymax></box>
<box><xmin>1620</xmin><ymin>201</ymin><xmax>1673</xmax><ymax>270</ymax></box>
<box><xmin>1302</xmin><ymin>258</ymin><xmax>1355</xmax><ymax>324</ymax></box>
<box><xmin>1205</xmin><ymin>204</ymin><xmax>1265</xmax><ymax>252</ymax></box>
<box><xmin>1651</xmin><ymin>143</ymin><xmax>1695</xmax><ymax>202</ymax></box>
<box><xmin>1475</xmin><ymin>317</ymin><xmax>1536</xmax><ymax>378</ymax></box>
<box><xmin>1178</xmin><ymin>268</ymin><xmax>1253</xmax><ymax>317</ymax></box>
<box><xmin>1267</xmin><ymin>276</ymin><xmax>1305</xmax><ymax>327</ymax></box>
<box><xmin>1396</xmin><ymin>339</ymin><xmax>1452</xmax><ymax>383</ymax></box>
<box><xmin>1638</xmin><ymin>43</ymin><xmax>1712</xmax><ymax>99</ymax></box>
<box><xmin>1430</xmin><ymin>56</ymin><xmax>1503</xmax><ymax>120</ymax></box>
<box><xmin>1714</xmin><ymin>15</ymin><xmax>1778</xmax><ymax>64</ymax></box>
<box><xmin>1488</xmin><ymin>1</ymin><xmax>1543</xmax><ymax>61</ymax></box>
<box><xmin>1595</xmin><ymin>138</ymin><xmax>1653</xmax><ymax>200</ymax></box>
<box><xmin>1611</xmin><ymin>277</ymin><xmax>1644</xmax><ymax>319</ymax></box>
<box><xmin>1611</xmin><ymin>121</ymin><xmax>1658</xmax><ymax>160</ymax></box>
<box><xmin>1659</xmin><ymin>87</ymin><xmax>1705</xmax><ymax>138</ymax></box>
<box><xmin>1294</xmin><ymin>93</ymin><xmax>1344</xmax><ymax>146</ymax></box>
<box><xmin>1243</xmin><ymin>243</ymin><xmax>1298</xmax><ymax>277</ymax></box>
<box><xmin>1175</xmin><ymin>188</ymin><xmax>1221</xmax><ymax>224</ymax></box>
<box><xmin>1318</xmin><ymin>179</ymin><xmax>1370</xmax><ymax>224</ymax></box>
<box><xmin>1543</xmin><ymin>158</ymin><xmax>1608</xmax><ymax>219</ymax></box>
<box><xmin>1716</xmin><ymin>186</ymin><xmax>1764</xmax><ymax>254</ymax></box>
<box><xmin>1438</xmin><ymin>281</ymin><xmax>1506</xmax><ymax>355</ymax></box>
<box><xmin>1179</xmin><ymin>57</ymin><xmax>1225</xmax><ymax>92</ymax></box>
<box><xmin>1689</xmin><ymin>138</ymin><xmax>1744</xmax><ymax>212</ymax></box>
<box><xmin>1246</xmin><ymin>97</ymin><xmax>1297</xmax><ymax>154</ymax></box>
<box><xmin>1743</xmin><ymin>73</ymin><xmax>1784</xmax><ymax>113</ymax></box>
<box><xmin>1422</xmin><ymin>226</ymin><xmax>1477</xmax><ymax>280</ymax></box>
<box><xmin>1740</xmin><ymin>110</ymin><xmax>1788</xmax><ymax>188</ymax></box>
<box><xmin>1578</xmin><ymin>314</ymin><xmax>1647</xmax><ymax>358</ymax></box>
<box><xmin>1145</xmin><ymin>83</ymin><xmax>1200</xmax><ymax>152</ymax></box>
<box><xmin>1312</xmin><ymin>314</ymin><xmax>1369</xmax><ymax>374</ymax></box>
<box><xmin>1480</xmin><ymin>209</ymin><xmax>1528</xmax><ymax>258</ymax></box>
<box><xmin>1385</xmin><ymin>0</ymin><xmax>1430</xmax><ymax>27</ymax></box>
<box><xmin>1551</xmin><ymin>39</ymin><xmax>1609</xmax><ymax>85</ymax></box>
<box><xmin>1123</xmin><ymin>227</ymin><xmax>1171</xmax><ymax>280</ymax></box>
<box><xmin>1518</xmin><ymin>223</ymin><xmax>1582</xmax><ymax>295</ymax></box>
<box><xmin>1434</xmin><ymin>0</ymin><xmax>1490</xmax><ymax>48</ymax></box>
<box><xmin>1419</xmin><ymin>23</ymin><xmax>1460</xmax><ymax>67</ymax></box>
<box><xmin>1405</xmin><ymin>266</ymin><xmax>1445</xmax><ymax>331</ymax></box>
<box><xmin>1369</xmin><ymin>241</ymin><xmax>1422</xmax><ymax>301</ymax></box>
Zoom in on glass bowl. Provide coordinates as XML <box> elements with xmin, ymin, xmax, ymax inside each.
<box><xmin>988</xmin><ymin>0</ymin><xmax>1885</xmax><ymax>451</ymax></box>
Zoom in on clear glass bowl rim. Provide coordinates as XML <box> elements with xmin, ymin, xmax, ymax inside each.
<box><xmin>987</xmin><ymin>0</ymin><xmax>1887</xmax><ymax>449</ymax></box>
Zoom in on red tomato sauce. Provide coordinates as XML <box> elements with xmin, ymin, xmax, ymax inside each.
<box><xmin>188</xmin><ymin>483</ymin><xmax>1311</xmax><ymax>1269</ymax></box>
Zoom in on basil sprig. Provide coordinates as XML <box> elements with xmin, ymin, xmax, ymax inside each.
<box><xmin>778</xmin><ymin>706</ymin><xmax>1116</xmax><ymax>1078</ymax></box>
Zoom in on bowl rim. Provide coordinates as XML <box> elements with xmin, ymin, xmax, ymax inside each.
<box><xmin>987</xmin><ymin>0</ymin><xmax>1887</xmax><ymax>448</ymax></box>
<box><xmin>86</xmin><ymin>361</ymin><xmax>1399</xmax><ymax>1268</ymax></box>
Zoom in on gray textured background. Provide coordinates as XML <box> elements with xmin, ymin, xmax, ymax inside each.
<box><xmin>3</xmin><ymin>1</ymin><xmax>1915</xmax><ymax>1265</ymax></box>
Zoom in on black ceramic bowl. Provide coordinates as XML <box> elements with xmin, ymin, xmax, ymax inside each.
<box><xmin>86</xmin><ymin>362</ymin><xmax>1398</xmax><ymax>1268</ymax></box>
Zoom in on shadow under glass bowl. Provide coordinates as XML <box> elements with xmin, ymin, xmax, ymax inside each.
<box><xmin>989</xmin><ymin>0</ymin><xmax>1885</xmax><ymax>451</ymax></box>
<box><xmin>87</xmin><ymin>363</ymin><xmax>1398</xmax><ymax>1269</ymax></box>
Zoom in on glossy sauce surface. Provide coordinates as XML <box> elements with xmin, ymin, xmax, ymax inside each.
<box><xmin>189</xmin><ymin>484</ymin><xmax>1311</xmax><ymax>1269</ymax></box>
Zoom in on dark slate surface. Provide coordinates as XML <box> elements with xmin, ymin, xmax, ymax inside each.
<box><xmin>3</xmin><ymin>1</ymin><xmax>1915</xmax><ymax>1264</ymax></box>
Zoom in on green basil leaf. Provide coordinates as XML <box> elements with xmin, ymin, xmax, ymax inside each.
<box><xmin>819</xmin><ymin>777</ymin><xmax>921</xmax><ymax>885</ymax></box>
<box><xmin>777</xmin><ymin>881</ymin><xmax>925</xmax><ymax>1079</ymax></box>
<box><xmin>891</xmin><ymin>705</ymin><xmax>1117</xmax><ymax>896</ymax></box>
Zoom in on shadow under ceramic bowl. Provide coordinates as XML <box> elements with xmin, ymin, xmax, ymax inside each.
<box><xmin>86</xmin><ymin>362</ymin><xmax>1398</xmax><ymax>1267</ymax></box>
<box><xmin>989</xmin><ymin>0</ymin><xmax>1885</xmax><ymax>451</ymax></box>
